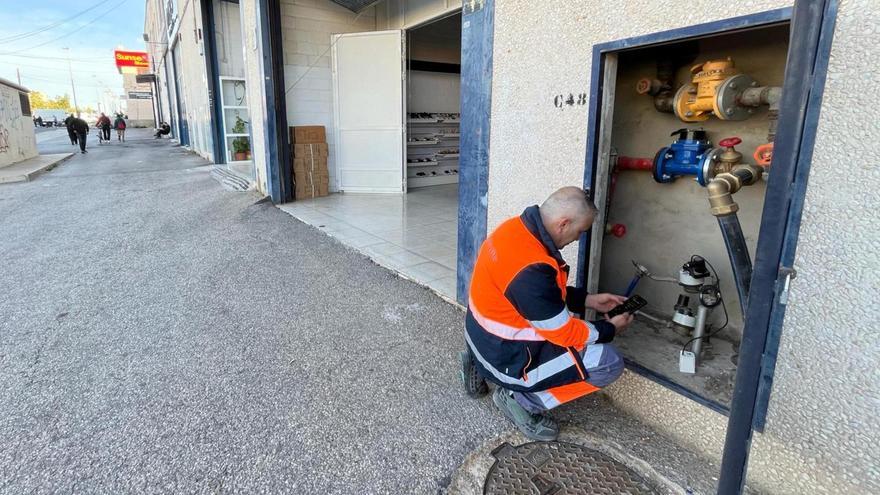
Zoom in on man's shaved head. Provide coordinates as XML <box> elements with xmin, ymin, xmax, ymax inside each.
<box><xmin>539</xmin><ymin>187</ymin><xmax>598</xmax><ymax>248</ymax></box>
<box><xmin>541</xmin><ymin>187</ymin><xmax>598</xmax><ymax>221</ymax></box>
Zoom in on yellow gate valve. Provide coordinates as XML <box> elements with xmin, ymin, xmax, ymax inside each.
<box><xmin>672</xmin><ymin>57</ymin><xmax>781</xmax><ymax>123</ymax></box>
<box><xmin>674</xmin><ymin>58</ymin><xmax>740</xmax><ymax>122</ymax></box>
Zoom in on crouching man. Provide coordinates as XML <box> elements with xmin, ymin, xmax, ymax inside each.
<box><xmin>463</xmin><ymin>187</ymin><xmax>633</xmax><ymax>441</ymax></box>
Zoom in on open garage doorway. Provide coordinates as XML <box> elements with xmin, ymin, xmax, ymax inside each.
<box><xmin>280</xmin><ymin>11</ymin><xmax>463</xmax><ymax>301</ymax></box>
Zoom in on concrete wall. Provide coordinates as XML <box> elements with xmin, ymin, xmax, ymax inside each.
<box><xmin>0</xmin><ymin>83</ymin><xmax>37</xmax><ymax>168</ymax></box>
<box><xmin>487</xmin><ymin>0</ymin><xmax>879</xmax><ymax>492</ymax></box>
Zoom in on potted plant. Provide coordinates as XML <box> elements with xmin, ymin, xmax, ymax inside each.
<box><xmin>232</xmin><ymin>116</ymin><xmax>248</xmax><ymax>134</ymax></box>
<box><xmin>232</xmin><ymin>137</ymin><xmax>250</xmax><ymax>161</ymax></box>
<box><xmin>231</xmin><ymin>116</ymin><xmax>250</xmax><ymax>161</ymax></box>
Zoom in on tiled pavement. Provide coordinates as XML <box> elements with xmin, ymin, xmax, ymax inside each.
<box><xmin>278</xmin><ymin>184</ymin><xmax>459</xmax><ymax>300</ymax></box>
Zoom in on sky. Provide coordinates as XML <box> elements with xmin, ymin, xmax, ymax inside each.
<box><xmin>0</xmin><ymin>0</ymin><xmax>148</xmax><ymax>109</ymax></box>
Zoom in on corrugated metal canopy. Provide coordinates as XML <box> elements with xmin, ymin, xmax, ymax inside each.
<box><xmin>328</xmin><ymin>0</ymin><xmax>379</xmax><ymax>13</ymax></box>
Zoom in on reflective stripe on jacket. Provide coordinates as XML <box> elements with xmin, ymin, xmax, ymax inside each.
<box><xmin>466</xmin><ymin>206</ymin><xmax>615</xmax><ymax>393</ymax></box>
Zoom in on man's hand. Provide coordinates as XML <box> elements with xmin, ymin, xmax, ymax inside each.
<box><xmin>585</xmin><ymin>293</ymin><xmax>626</xmax><ymax>313</ymax></box>
<box><xmin>607</xmin><ymin>313</ymin><xmax>634</xmax><ymax>334</ymax></box>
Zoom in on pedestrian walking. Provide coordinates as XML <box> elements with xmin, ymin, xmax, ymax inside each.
<box><xmin>70</xmin><ymin>116</ymin><xmax>89</xmax><ymax>154</ymax></box>
<box><xmin>63</xmin><ymin>114</ymin><xmax>78</xmax><ymax>146</ymax></box>
<box><xmin>113</xmin><ymin>113</ymin><xmax>127</xmax><ymax>142</ymax></box>
<box><xmin>96</xmin><ymin>113</ymin><xmax>112</xmax><ymax>143</ymax></box>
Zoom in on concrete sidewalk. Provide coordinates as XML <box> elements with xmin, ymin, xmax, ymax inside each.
<box><xmin>0</xmin><ymin>153</ymin><xmax>74</xmax><ymax>184</ymax></box>
<box><xmin>0</xmin><ymin>129</ymin><xmax>716</xmax><ymax>493</ymax></box>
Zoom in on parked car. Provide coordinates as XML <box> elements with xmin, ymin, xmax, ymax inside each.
<box><xmin>33</xmin><ymin>109</ymin><xmax>68</xmax><ymax>127</ymax></box>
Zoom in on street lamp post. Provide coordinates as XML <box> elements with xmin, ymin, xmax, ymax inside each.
<box><xmin>62</xmin><ymin>47</ymin><xmax>80</xmax><ymax>116</ymax></box>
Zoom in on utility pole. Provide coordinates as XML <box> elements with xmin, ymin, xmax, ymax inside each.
<box><xmin>62</xmin><ymin>47</ymin><xmax>80</xmax><ymax>116</ymax></box>
<box><xmin>92</xmin><ymin>76</ymin><xmax>103</xmax><ymax>114</ymax></box>
<box><xmin>16</xmin><ymin>68</ymin><xmax>21</xmax><ymax>86</ymax></box>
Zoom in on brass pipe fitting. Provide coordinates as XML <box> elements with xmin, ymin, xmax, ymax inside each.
<box><xmin>707</xmin><ymin>176</ymin><xmax>738</xmax><ymax>216</ymax></box>
<box><xmin>707</xmin><ymin>165</ymin><xmax>763</xmax><ymax>216</ymax></box>
<box><xmin>719</xmin><ymin>147</ymin><xmax>743</xmax><ymax>167</ymax></box>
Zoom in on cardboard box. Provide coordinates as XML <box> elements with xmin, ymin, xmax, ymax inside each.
<box><xmin>293</xmin><ymin>156</ymin><xmax>328</xmax><ymax>175</ymax></box>
<box><xmin>294</xmin><ymin>171</ymin><xmax>327</xmax><ymax>185</ymax></box>
<box><xmin>294</xmin><ymin>169</ymin><xmax>330</xmax><ymax>199</ymax></box>
<box><xmin>290</xmin><ymin>125</ymin><xmax>326</xmax><ymax>144</ymax></box>
<box><xmin>293</xmin><ymin>143</ymin><xmax>329</xmax><ymax>158</ymax></box>
<box><xmin>295</xmin><ymin>187</ymin><xmax>313</xmax><ymax>199</ymax></box>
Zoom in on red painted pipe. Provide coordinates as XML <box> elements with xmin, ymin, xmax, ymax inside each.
<box><xmin>617</xmin><ymin>156</ymin><xmax>653</xmax><ymax>171</ymax></box>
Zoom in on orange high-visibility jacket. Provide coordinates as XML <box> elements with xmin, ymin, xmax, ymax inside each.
<box><xmin>465</xmin><ymin>206</ymin><xmax>615</xmax><ymax>392</ymax></box>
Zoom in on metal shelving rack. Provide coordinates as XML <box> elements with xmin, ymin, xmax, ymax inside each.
<box><xmin>406</xmin><ymin>116</ymin><xmax>460</xmax><ymax>188</ymax></box>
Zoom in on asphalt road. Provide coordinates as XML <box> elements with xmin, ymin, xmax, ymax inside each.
<box><xmin>0</xmin><ymin>129</ymin><xmax>508</xmax><ymax>493</ymax></box>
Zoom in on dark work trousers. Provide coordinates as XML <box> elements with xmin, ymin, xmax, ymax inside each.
<box><xmin>101</xmin><ymin>126</ymin><xmax>111</xmax><ymax>141</ymax></box>
<box><xmin>67</xmin><ymin>128</ymin><xmax>77</xmax><ymax>145</ymax></box>
<box><xmin>76</xmin><ymin>132</ymin><xmax>87</xmax><ymax>152</ymax></box>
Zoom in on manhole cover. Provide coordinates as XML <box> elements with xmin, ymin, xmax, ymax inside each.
<box><xmin>483</xmin><ymin>442</ymin><xmax>659</xmax><ymax>495</ymax></box>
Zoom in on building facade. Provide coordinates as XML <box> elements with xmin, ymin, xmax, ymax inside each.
<box><xmin>121</xmin><ymin>71</ymin><xmax>156</xmax><ymax>127</ymax></box>
<box><xmin>142</xmin><ymin>1</ymin><xmax>878</xmax><ymax>492</ymax></box>
<box><xmin>144</xmin><ymin>0</ymin><xmax>217</xmax><ymax>163</ymax></box>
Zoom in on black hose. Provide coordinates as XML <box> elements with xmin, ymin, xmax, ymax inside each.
<box><xmin>717</xmin><ymin>214</ymin><xmax>752</xmax><ymax>316</ymax></box>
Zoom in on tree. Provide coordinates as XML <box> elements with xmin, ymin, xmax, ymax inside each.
<box><xmin>29</xmin><ymin>91</ymin><xmax>73</xmax><ymax>111</ymax></box>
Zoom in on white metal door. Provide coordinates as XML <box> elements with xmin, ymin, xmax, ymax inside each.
<box><xmin>332</xmin><ymin>30</ymin><xmax>406</xmax><ymax>193</ymax></box>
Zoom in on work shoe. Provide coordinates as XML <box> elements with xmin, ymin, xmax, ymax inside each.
<box><xmin>460</xmin><ymin>350</ymin><xmax>488</xmax><ymax>398</ymax></box>
<box><xmin>492</xmin><ymin>387</ymin><xmax>559</xmax><ymax>441</ymax></box>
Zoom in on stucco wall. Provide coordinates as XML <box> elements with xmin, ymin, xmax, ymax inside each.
<box><xmin>0</xmin><ymin>83</ymin><xmax>37</xmax><ymax>168</ymax></box>
<box><xmin>749</xmin><ymin>0</ymin><xmax>880</xmax><ymax>491</ymax></box>
<box><xmin>488</xmin><ymin>0</ymin><xmax>878</xmax><ymax>492</ymax></box>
